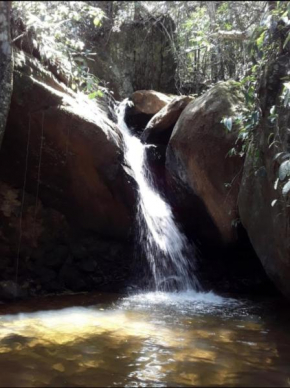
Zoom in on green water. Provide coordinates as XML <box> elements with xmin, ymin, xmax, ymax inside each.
<box><xmin>0</xmin><ymin>291</ymin><xmax>289</xmax><ymax>387</ymax></box>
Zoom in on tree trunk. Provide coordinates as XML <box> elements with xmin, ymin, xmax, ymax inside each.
<box><xmin>207</xmin><ymin>1</ymin><xmax>219</xmax><ymax>83</ymax></box>
<box><xmin>0</xmin><ymin>1</ymin><xmax>13</xmax><ymax>149</ymax></box>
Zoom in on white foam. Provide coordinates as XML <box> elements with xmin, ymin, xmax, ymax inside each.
<box><xmin>122</xmin><ymin>290</ymin><xmax>238</xmax><ymax>308</ymax></box>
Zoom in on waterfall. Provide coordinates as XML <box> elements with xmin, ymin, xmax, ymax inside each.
<box><xmin>117</xmin><ymin>100</ymin><xmax>200</xmax><ymax>292</ymax></box>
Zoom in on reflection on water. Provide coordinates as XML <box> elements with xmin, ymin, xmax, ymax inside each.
<box><xmin>0</xmin><ymin>291</ymin><xmax>290</xmax><ymax>387</ymax></box>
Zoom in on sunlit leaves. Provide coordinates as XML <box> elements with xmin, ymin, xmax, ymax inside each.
<box><xmin>13</xmin><ymin>1</ymin><xmax>105</xmax><ymax>98</ymax></box>
<box><xmin>256</xmin><ymin>30</ymin><xmax>266</xmax><ymax>48</ymax></box>
<box><xmin>268</xmin><ymin>105</ymin><xmax>278</xmax><ymax>124</ymax></box>
<box><xmin>271</xmin><ymin>199</ymin><xmax>278</xmax><ymax>207</ymax></box>
<box><xmin>93</xmin><ymin>17</ymin><xmax>101</xmax><ymax>26</ymax></box>
<box><xmin>88</xmin><ymin>90</ymin><xmax>104</xmax><ymax>99</ymax></box>
<box><xmin>278</xmin><ymin>160</ymin><xmax>290</xmax><ymax>181</ymax></box>
<box><xmin>274</xmin><ymin>178</ymin><xmax>279</xmax><ymax>190</ymax></box>
<box><xmin>221</xmin><ymin>117</ymin><xmax>233</xmax><ymax>132</ymax></box>
<box><xmin>281</xmin><ymin>82</ymin><xmax>290</xmax><ymax>107</ymax></box>
<box><xmin>282</xmin><ymin>180</ymin><xmax>290</xmax><ymax>196</ymax></box>
<box><xmin>283</xmin><ymin>32</ymin><xmax>290</xmax><ymax>49</ymax></box>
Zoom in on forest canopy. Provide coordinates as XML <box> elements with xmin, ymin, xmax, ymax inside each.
<box><xmin>11</xmin><ymin>1</ymin><xmax>290</xmax><ymax>97</ymax></box>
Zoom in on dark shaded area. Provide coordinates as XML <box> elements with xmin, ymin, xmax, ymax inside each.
<box><xmin>168</xmin><ymin>180</ymin><xmax>278</xmax><ymax>296</ymax></box>
<box><xmin>141</xmin><ymin>124</ymin><xmax>175</xmax><ymax>146</ymax></box>
<box><xmin>144</xmin><ymin>144</ymin><xmax>167</xmax><ymax>197</ymax></box>
<box><xmin>124</xmin><ymin>110</ymin><xmax>153</xmax><ymax>137</ymax></box>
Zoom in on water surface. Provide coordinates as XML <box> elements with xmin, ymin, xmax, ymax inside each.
<box><xmin>0</xmin><ymin>291</ymin><xmax>289</xmax><ymax>387</ymax></box>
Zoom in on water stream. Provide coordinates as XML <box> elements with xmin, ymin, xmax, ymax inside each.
<box><xmin>117</xmin><ymin>100</ymin><xmax>200</xmax><ymax>291</ymax></box>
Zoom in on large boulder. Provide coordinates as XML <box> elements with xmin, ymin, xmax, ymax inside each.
<box><xmin>0</xmin><ymin>50</ymin><xmax>135</xmax><ymax>240</ymax></box>
<box><xmin>125</xmin><ymin>90</ymin><xmax>174</xmax><ymax>136</ymax></box>
<box><xmin>130</xmin><ymin>90</ymin><xmax>173</xmax><ymax>115</ymax></box>
<box><xmin>142</xmin><ymin>96</ymin><xmax>193</xmax><ymax>145</ymax></box>
<box><xmin>238</xmin><ymin>53</ymin><xmax>290</xmax><ymax>299</ymax></box>
<box><xmin>86</xmin><ymin>16</ymin><xmax>177</xmax><ymax>99</ymax></box>
<box><xmin>166</xmin><ymin>81</ymin><xmax>246</xmax><ymax>245</ymax></box>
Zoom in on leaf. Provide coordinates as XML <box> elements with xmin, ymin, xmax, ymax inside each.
<box><xmin>273</xmin><ymin>152</ymin><xmax>287</xmax><ymax>161</ymax></box>
<box><xmin>93</xmin><ymin>17</ymin><xmax>101</xmax><ymax>26</ymax></box>
<box><xmin>274</xmin><ymin>177</ymin><xmax>279</xmax><ymax>190</ymax></box>
<box><xmin>283</xmin><ymin>32</ymin><xmax>290</xmax><ymax>49</ymax></box>
<box><xmin>279</xmin><ymin>160</ymin><xmax>290</xmax><ymax>180</ymax></box>
<box><xmin>282</xmin><ymin>180</ymin><xmax>290</xmax><ymax>196</ymax></box>
<box><xmin>88</xmin><ymin>90</ymin><xmax>103</xmax><ymax>99</ymax></box>
<box><xmin>88</xmin><ymin>91</ymin><xmax>97</xmax><ymax>99</ymax></box>
<box><xmin>256</xmin><ymin>31</ymin><xmax>266</xmax><ymax>49</ymax></box>
<box><xmin>95</xmin><ymin>90</ymin><xmax>104</xmax><ymax>97</ymax></box>
<box><xmin>271</xmin><ymin>199</ymin><xmax>278</xmax><ymax>207</ymax></box>
<box><xmin>222</xmin><ymin>117</ymin><xmax>232</xmax><ymax>132</ymax></box>
<box><xmin>283</xmin><ymin>87</ymin><xmax>290</xmax><ymax>107</ymax></box>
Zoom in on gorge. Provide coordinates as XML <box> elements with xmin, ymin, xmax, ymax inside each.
<box><xmin>0</xmin><ymin>1</ymin><xmax>290</xmax><ymax>387</ymax></box>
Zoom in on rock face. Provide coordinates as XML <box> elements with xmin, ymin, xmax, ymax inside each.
<box><xmin>87</xmin><ymin>17</ymin><xmax>177</xmax><ymax>99</ymax></box>
<box><xmin>142</xmin><ymin>96</ymin><xmax>193</xmax><ymax>145</ymax></box>
<box><xmin>238</xmin><ymin>53</ymin><xmax>290</xmax><ymax>299</ymax></box>
<box><xmin>166</xmin><ymin>81</ymin><xmax>246</xmax><ymax>245</ymax></box>
<box><xmin>0</xmin><ymin>50</ymin><xmax>135</xmax><ymax>240</ymax></box>
<box><xmin>0</xmin><ymin>49</ymin><xmax>139</xmax><ymax>299</ymax></box>
<box><xmin>0</xmin><ymin>181</ymin><xmax>136</xmax><ymax>296</ymax></box>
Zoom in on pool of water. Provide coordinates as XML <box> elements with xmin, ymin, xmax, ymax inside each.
<box><xmin>0</xmin><ymin>291</ymin><xmax>289</xmax><ymax>387</ymax></box>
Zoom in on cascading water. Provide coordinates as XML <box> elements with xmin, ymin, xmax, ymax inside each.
<box><xmin>117</xmin><ymin>99</ymin><xmax>200</xmax><ymax>292</ymax></box>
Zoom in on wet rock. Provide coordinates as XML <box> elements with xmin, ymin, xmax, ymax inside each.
<box><xmin>166</xmin><ymin>81</ymin><xmax>246</xmax><ymax>245</ymax></box>
<box><xmin>33</xmin><ymin>266</ymin><xmax>57</xmax><ymax>283</ymax></box>
<box><xmin>45</xmin><ymin>245</ymin><xmax>69</xmax><ymax>269</ymax></box>
<box><xmin>78</xmin><ymin>258</ymin><xmax>97</xmax><ymax>273</ymax></box>
<box><xmin>130</xmin><ymin>90</ymin><xmax>173</xmax><ymax>115</ymax></box>
<box><xmin>70</xmin><ymin>244</ymin><xmax>88</xmax><ymax>261</ymax></box>
<box><xmin>59</xmin><ymin>264</ymin><xmax>86</xmax><ymax>292</ymax></box>
<box><xmin>144</xmin><ymin>144</ymin><xmax>167</xmax><ymax>195</ymax></box>
<box><xmin>142</xmin><ymin>96</ymin><xmax>193</xmax><ymax>145</ymax></box>
<box><xmin>0</xmin><ymin>280</ymin><xmax>26</xmax><ymax>301</ymax></box>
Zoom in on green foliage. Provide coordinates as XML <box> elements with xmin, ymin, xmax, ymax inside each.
<box><xmin>12</xmin><ymin>1</ymin><xmax>105</xmax><ymax>98</ymax></box>
<box><xmin>273</xmin><ymin>151</ymin><xmax>290</xmax><ymax>201</ymax></box>
<box><xmin>221</xmin><ymin>117</ymin><xmax>233</xmax><ymax>132</ymax></box>
<box><xmin>281</xmin><ymin>82</ymin><xmax>290</xmax><ymax>107</ymax></box>
<box><xmin>279</xmin><ymin>160</ymin><xmax>290</xmax><ymax>181</ymax></box>
<box><xmin>221</xmin><ymin>1</ymin><xmax>289</xmax><ymax>162</ymax></box>
<box><xmin>221</xmin><ymin>77</ymin><xmax>260</xmax><ymax>157</ymax></box>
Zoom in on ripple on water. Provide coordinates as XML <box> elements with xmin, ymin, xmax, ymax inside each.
<box><xmin>0</xmin><ymin>291</ymin><xmax>289</xmax><ymax>387</ymax></box>
<box><xmin>119</xmin><ymin>290</ymin><xmax>243</xmax><ymax>317</ymax></box>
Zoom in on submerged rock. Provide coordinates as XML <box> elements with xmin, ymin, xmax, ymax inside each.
<box><xmin>166</xmin><ymin>81</ymin><xmax>246</xmax><ymax>245</ymax></box>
